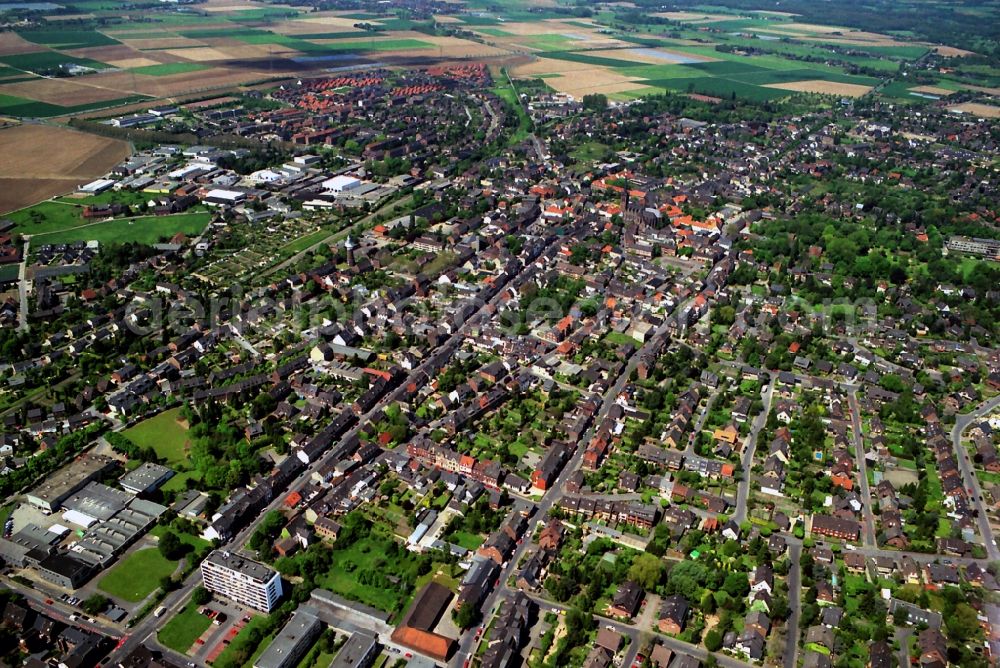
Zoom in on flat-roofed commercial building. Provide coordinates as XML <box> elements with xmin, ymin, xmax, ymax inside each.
<box><xmin>119</xmin><ymin>462</ymin><xmax>174</xmax><ymax>495</ymax></box>
<box><xmin>26</xmin><ymin>454</ymin><xmax>117</xmax><ymax>512</ymax></box>
<box><xmin>202</xmin><ymin>550</ymin><xmax>283</xmax><ymax>612</ymax></box>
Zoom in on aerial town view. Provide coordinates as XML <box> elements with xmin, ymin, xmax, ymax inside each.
<box><xmin>0</xmin><ymin>0</ymin><xmax>999</xmax><ymax>667</ymax></box>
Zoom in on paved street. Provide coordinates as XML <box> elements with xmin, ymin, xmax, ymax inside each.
<box><xmin>16</xmin><ymin>238</ymin><xmax>28</xmax><ymax>331</ymax></box>
<box><xmin>733</xmin><ymin>374</ymin><xmax>776</xmax><ymax>524</ymax></box>
<box><xmin>847</xmin><ymin>389</ymin><xmax>877</xmax><ymax>548</ymax></box>
<box><xmin>451</xmin><ymin>288</ymin><xmax>699</xmax><ymax>668</ymax></box>
<box><xmin>782</xmin><ymin>542</ymin><xmax>802</xmax><ymax>668</ymax></box>
<box><xmin>950</xmin><ymin>394</ymin><xmax>1000</xmax><ymax>561</ymax></box>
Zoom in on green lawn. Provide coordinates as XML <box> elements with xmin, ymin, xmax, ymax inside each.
<box><xmin>98</xmin><ymin>548</ymin><xmax>177</xmax><ymax>602</ymax></box>
<box><xmin>54</xmin><ymin>190</ymin><xmax>150</xmax><ymax>207</ymax></box>
<box><xmin>161</xmin><ymin>469</ymin><xmax>202</xmax><ymax>493</ymax></box>
<box><xmin>8</xmin><ymin>201</ymin><xmax>84</xmax><ymax>235</ymax></box>
<box><xmin>571</xmin><ymin>140</ymin><xmax>611</xmax><ymax>163</ymax></box>
<box><xmin>28</xmin><ymin>211</ymin><xmax>210</xmax><ymax>246</ymax></box>
<box><xmin>150</xmin><ymin>523</ymin><xmax>212</xmax><ymax>553</ymax></box>
<box><xmin>605</xmin><ymin>331</ymin><xmax>640</xmax><ymax>346</ymax></box>
<box><xmin>158</xmin><ymin>603</ymin><xmax>213</xmax><ymax>654</ymax></box>
<box><xmin>448</xmin><ymin>531</ymin><xmax>485</xmax><ymax>550</ymax></box>
<box><xmin>10</xmin><ymin>200</ymin><xmax>199</xmax><ymax>241</ymax></box>
<box><xmin>122</xmin><ymin>407</ymin><xmax>191</xmax><ymax>466</ymax></box>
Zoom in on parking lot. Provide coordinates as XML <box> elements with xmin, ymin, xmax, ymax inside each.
<box><xmin>191</xmin><ymin>599</ymin><xmax>254</xmax><ymax>664</ymax></box>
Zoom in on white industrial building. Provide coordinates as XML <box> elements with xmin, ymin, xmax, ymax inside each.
<box><xmin>322</xmin><ymin>175</ymin><xmax>362</xmax><ymax>193</ymax></box>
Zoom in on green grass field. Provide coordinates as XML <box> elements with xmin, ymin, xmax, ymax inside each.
<box><xmin>0</xmin><ymin>51</ymin><xmax>107</xmax><ymax>72</ymax></box>
<box><xmin>131</xmin><ymin>62</ymin><xmax>209</xmax><ymax>76</ymax></box>
<box><xmin>122</xmin><ymin>407</ymin><xmax>191</xmax><ymax>466</ymax></box>
<box><xmin>98</xmin><ymin>548</ymin><xmax>177</xmax><ymax>602</ymax></box>
<box><xmin>150</xmin><ymin>524</ymin><xmax>212</xmax><ymax>553</ymax></box>
<box><xmin>16</xmin><ymin>29</ymin><xmax>120</xmax><ymax>49</ymax></box>
<box><xmin>55</xmin><ymin>190</ymin><xmax>150</xmax><ymax>208</ymax></box>
<box><xmin>158</xmin><ymin>603</ymin><xmax>212</xmax><ymax>654</ymax></box>
<box><xmin>28</xmin><ymin>211</ymin><xmax>210</xmax><ymax>246</ymax></box>
<box><xmin>160</xmin><ymin>470</ymin><xmax>203</xmax><ymax>494</ymax></box>
<box><xmin>8</xmin><ymin>201</ymin><xmax>85</xmax><ymax>235</ymax></box>
<box><xmin>448</xmin><ymin>531</ymin><xmax>485</xmax><ymax>550</ymax></box>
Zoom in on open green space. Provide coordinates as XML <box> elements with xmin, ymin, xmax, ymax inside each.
<box><xmin>492</xmin><ymin>72</ymin><xmax>531</xmax><ymax>146</ymax></box>
<box><xmin>604</xmin><ymin>331</ymin><xmax>640</xmax><ymax>347</ymax></box>
<box><xmin>278</xmin><ymin>229</ymin><xmax>331</xmax><ymax>255</ymax></box>
<box><xmin>29</xmin><ymin>211</ymin><xmax>210</xmax><ymax>246</ymax></box>
<box><xmin>150</xmin><ymin>523</ymin><xmax>212</xmax><ymax>553</ymax></box>
<box><xmin>8</xmin><ymin>201</ymin><xmax>85</xmax><ymax>235</ymax></box>
<box><xmin>98</xmin><ymin>548</ymin><xmax>177</xmax><ymax>602</ymax></box>
<box><xmin>55</xmin><ymin>190</ymin><xmax>150</xmax><ymax>208</ymax></box>
<box><xmin>122</xmin><ymin>407</ymin><xmax>191</xmax><ymax>467</ymax></box>
<box><xmin>131</xmin><ymin>62</ymin><xmax>209</xmax><ymax>76</ymax></box>
<box><xmin>158</xmin><ymin>603</ymin><xmax>213</xmax><ymax>654</ymax></box>
<box><xmin>448</xmin><ymin>530</ymin><xmax>485</xmax><ymax>550</ymax></box>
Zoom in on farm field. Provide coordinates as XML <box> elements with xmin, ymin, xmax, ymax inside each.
<box><xmin>122</xmin><ymin>407</ymin><xmax>192</xmax><ymax>467</ymax></box>
<box><xmin>97</xmin><ymin>547</ymin><xmax>178</xmax><ymax>602</ymax></box>
<box><xmin>948</xmin><ymin>102</ymin><xmax>1000</xmax><ymax>118</ymax></box>
<box><xmin>0</xmin><ymin>0</ymin><xmax>991</xmax><ymax>112</ymax></box>
<box><xmin>0</xmin><ymin>125</ymin><xmax>129</xmax><ymax>214</ymax></box>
